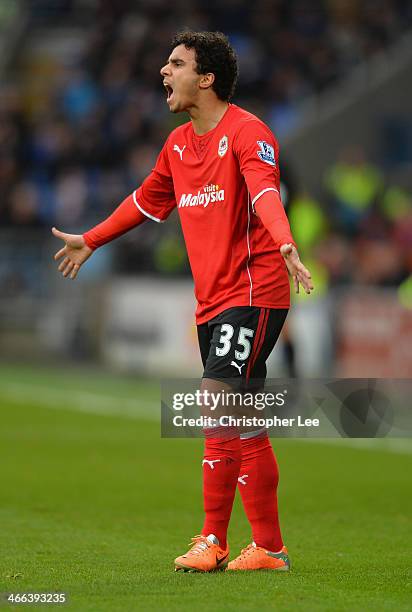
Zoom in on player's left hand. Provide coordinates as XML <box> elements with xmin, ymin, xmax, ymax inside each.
<box><xmin>280</xmin><ymin>243</ymin><xmax>314</xmax><ymax>295</ymax></box>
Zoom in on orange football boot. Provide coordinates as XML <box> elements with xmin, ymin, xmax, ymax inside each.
<box><xmin>227</xmin><ymin>542</ymin><xmax>290</xmax><ymax>571</ymax></box>
<box><xmin>174</xmin><ymin>534</ymin><xmax>229</xmax><ymax>572</ymax></box>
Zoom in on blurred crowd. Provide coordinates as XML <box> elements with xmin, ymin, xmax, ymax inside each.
<box><xmin>0</xmin><ymin>0</ymin><xmax>411</xmax><ymax>292</ymax></box>
<box><xmin>288</xmin><ymin>145</ymin><xmax>412</xmax><ymax>292</ymax></box>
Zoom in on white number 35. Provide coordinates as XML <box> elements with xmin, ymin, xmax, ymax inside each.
<box><xmin>216</xmin><ymin>324</ymin><xmax>254</xmax><ymax>361</ymax></box>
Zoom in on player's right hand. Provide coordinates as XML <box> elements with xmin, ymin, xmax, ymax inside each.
<box><xmin>52</xmin><ymin>227</ymin><xmax>93</xmax><ymax>279</ymax></box>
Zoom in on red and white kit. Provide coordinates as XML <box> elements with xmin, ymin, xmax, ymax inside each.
<box><xmin>132</xmin><ymin>104</ymin><xmax>291</xmax><ymax>324</ymax></box>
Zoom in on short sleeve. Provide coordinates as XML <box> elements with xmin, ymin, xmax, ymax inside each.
<box><xmin>233</xmin><ymin>120</ymin><xmax>280</xmax><ymax>212</ymax></box>
<box><xmin>133</xmin><ymin>140</ymin><xmax>176</xmax><ymax>222</ymax></box>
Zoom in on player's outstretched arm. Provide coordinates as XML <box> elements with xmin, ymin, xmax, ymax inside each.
<box><xmin>280</xmin><ymin>243</ymin><xmax>313</xmax><ymax>295</ymax></box>
<box><xmin>52</xmin><ymin>227</ymin><xmax>93</xmax><ymax>280</ymax></box>
<box><xmin>254</xmin><ymin>190</ymin><xmax>314</xmax><ymax>295</ymax></box>
<box><xmin>51</xmin><ymin>193</ymin><xmax>148</xmax><ymax>280</ymax></box>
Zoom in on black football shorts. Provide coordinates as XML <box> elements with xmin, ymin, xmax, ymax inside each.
<box><xmin>197</xmin><ymin>306</ymin><xmax>288</xmax><ymax>389</ymax></box>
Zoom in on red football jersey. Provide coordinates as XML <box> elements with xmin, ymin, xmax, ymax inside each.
<box><xmin>133</xmin><ymin>104</ymin><xmax>290</xmax><ymax>324</ymax></box>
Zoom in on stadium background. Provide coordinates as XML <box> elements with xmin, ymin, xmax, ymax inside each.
<box><xmin>0</xmin><ymin>1</ymin><xmax>411</xmax><ymax>610</ymax></box>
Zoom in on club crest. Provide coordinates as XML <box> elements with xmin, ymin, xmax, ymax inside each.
<box><xmin>218</xmin><ymin>135</ymin><xmax>228</xmax><ymax>158</ymax></box>
<box><xmin>257</xmin><ymin>140</ymin><xmax>276</xmax><ymax>166</ymax></box>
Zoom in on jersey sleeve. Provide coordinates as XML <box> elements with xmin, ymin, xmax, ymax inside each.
<box><xmin>133</xmin><ymin>139</ymin><xmax>176</xmax><ymax>222</ymax></box>
<box><xmin>233</xmin><ymin>120</ymin><xmax>280</xmax><ymax>212</ymax></box>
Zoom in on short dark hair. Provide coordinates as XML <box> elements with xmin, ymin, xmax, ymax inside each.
<box><xmin>171</xmin><ymin>31</ymin><xmax>238</xmax><ymax>102</ymax></box>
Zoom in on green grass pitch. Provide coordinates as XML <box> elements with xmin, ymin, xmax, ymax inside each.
<box><xmin>0</xmin><ymin>364</ymin><xmax>411</xmax><ymax>611</ymax></box>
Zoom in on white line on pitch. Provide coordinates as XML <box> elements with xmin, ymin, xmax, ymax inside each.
<box><xmin>0</xmin><ymin>382</ymin><xmax>159</xmax><ymax>421</ymax></box>
<box><xmin>1</xmin><ymin>383</ymin><xmax>411</xmax><ymax>455</ymax></box>
<box><xmin>300</xmin><ymin>437</ymin><xmax>412</xmax><ymax>455</ymax></box>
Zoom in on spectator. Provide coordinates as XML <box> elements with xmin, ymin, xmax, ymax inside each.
<box><xmin>324</xmin><ymin>145</ymin><xmax>383</xmax><ymax>235</ymax></box>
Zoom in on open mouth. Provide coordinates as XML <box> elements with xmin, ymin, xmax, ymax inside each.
<box><xmin>164</xmin><ymin>83</ymin><xmax>174</xmax><ymax>102</ymax></box>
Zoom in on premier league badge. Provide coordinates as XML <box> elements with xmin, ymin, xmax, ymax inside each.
<box><xmin>218</xmin><ymin>135</ymin><xmax>228</xmax><ymax>158</ymax></box>
<box><xmin>257</xmin><ymin>141</ymin><xmax>276</xmax><ymax>166</ymax></box>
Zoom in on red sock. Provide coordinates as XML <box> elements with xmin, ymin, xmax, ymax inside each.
<box><xmin>238</xmin><ymin>434</ymin><xmax>283</xmax><ymax>551</ymax></box>
<box><xmin>202</xmin><ymin>430</ymin><xmax>241</xmax><ymax>549</ymax></box>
